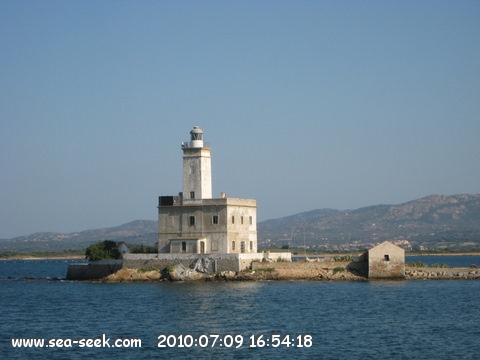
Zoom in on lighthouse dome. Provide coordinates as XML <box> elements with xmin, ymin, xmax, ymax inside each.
<box><xmin>190</xmin><ymin>126</ymin><xmax>204</xmax><ymax>147</ymax></box>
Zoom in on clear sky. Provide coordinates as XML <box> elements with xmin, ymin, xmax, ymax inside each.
<box><xmin>1</xmin><ymin>1</ymin><xmax>479</xmax><ymax>238</ymax></box>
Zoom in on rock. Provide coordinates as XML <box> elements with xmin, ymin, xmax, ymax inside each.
<box><xmin>191</xmin><ymin>257</ymin><xmax>213</xmax><ymax>273</ymax></box>
<box><xmin>104</xmin><ymin>268</ymin><xmax>150</xmax><ymax>282</ymax></box>
<box><xmin>143</xmin><ymin>270</ymin><xmax>161</xmax><ymax>280</ymax></box>
<box><xmin>169</xmin><ymin>263</ymin><xmax>207</xmax><ymax>281</ymax></box>
<box><xmin>219</xmin><ymin>271</ymin><xmax>237</xmax><ymax>279</ymax></box>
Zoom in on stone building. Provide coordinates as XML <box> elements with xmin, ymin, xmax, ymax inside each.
<box><xmin>366</xmin><ymin>241</ymin><xmax>405</xmax><ymax>279</ymax></box>
<box><xmin>157</xmin><ymin>126</ymin><xmax>258</xmax><ymax>255</ymax></box>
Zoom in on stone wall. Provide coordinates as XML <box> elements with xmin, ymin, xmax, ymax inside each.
<box><xmin>122</xmin><ymin>252</ymin><xmax>291</xmax><ymax>273</ymax></box>
<box><xmin>66</xmin><ymin>261</ymin><xmax>122</xmax><ymax>280</ymax></box>
<box><xmin>123</xmin><ymin>254</ymin><xmax>194</xmax><ymax>271</ymax></box>
<box><xmin>368</xmin><ymin>258</ymin><xmax>405</xmax><ymax>279</ymax></box>
<box><xmin>251</xmin><ymin>262</ymin><xmax>480</xmax><ymax>281</ymax></box>
<box><xmin>252</xmin><ymin>261</ymin><xmax>366</xmax><ymax>280</ymax></box>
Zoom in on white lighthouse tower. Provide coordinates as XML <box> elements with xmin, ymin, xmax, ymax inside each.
<box><xmin>157</xmin><ymin>125</ymin><xmax>266</xmax><ymax>259</ymax></box>
<box><xmin>181</xmin><ymin>126</ymin><xmax>212</xmax><ymax>200</ymax></box>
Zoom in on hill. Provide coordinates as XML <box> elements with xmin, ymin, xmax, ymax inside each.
<box><xmin>259</xmin><ymin>194</ymin><xmax>480</xmax><ymax>251</ymax></box>
<box><xmin>1</xmin><ymin>194</ymin><xmax>479</xmax><ymax>253</ymax></box>
<box><xmin>0</xmin><ymin>220</ymin><xmax>157</xmax><ymax>253</ymax></box>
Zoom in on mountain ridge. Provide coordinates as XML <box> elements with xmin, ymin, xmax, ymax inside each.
<box><xmin>259</xmin><ymin>194</ymin><xmax>480</xmax><ymax>251</ymax></box>
<box><xmin>0</xmin><ymin>220</ymin><xmax>158</xmax><ymax>252</ymax></box>
<box><xmin>1</xmin><ymin>194</ymin><xmax>479</xmax><ymax>252</ymax></box>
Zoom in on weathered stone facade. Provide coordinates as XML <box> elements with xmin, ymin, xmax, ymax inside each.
<box><xmin>158</xmin><ymin>197</ymin><xmax>257</xmax><ymax>254</ymax></box>
<box><xmin>366</xmin><ymin>241</ymin><xmax>405</xmax><ymax>279</ymax></box>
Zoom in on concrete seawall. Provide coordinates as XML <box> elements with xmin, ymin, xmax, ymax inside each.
<box><xmin>252</xmin><ymin>261</ymin><xmax>480</xmax><ymax>281</ymax></box>
<box><xmin>67</xmin><ymin>257</ymin><xmax>480</xmax><ymax>281</ymax></box>
<box><xmin>252</xmin><ymin>261</ymin><xmax>366</xmax><ymax>281</ymax></box>
<box><xmin>66</xmin><ymin>261</ymin><xmax>122</xmax><ymax>280</ymax></box>
<box><xmin>122</xmin><ymin>252</ymin><xmax>291</xmax><ymax>273</ymax></box>
<box><xmin>66</xmin><ymin>253</ymin><xmax>291</xmax><ymax>280</ymax></box>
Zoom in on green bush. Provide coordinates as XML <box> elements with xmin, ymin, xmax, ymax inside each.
<box><xmin>85</xmin><ymin>240</ymin><xmax>120</xmax><ymax>261</ymax></box>
<box><xmin>334</xmin><ymin>255</ymin><xmax>354</xmax><ymax>262</ymax></box>
<box><xmin>129</xmin><ymin>244</ymin><xmax>157</xmax><ymax>253</ymax></box>
<box><xmin>333</xmin><ymin>266</ymin><xmax>345</xmax><ymax>274</ymax></box>
<box><xmin>431</xmin><ymin>263</ymin><xmax>452</xmax><ymax>268</ymax></box>
<box><xmin>407</xmin><ymin>261</ymin><xmax>427</xmax><ymax>267</ymax></box>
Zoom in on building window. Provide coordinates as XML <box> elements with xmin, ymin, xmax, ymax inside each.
<box><xmin>249</xmin><ymin>216</ymin><xmax>253</xmax><ymax>225</ymax></box>
<box><xmin>241</xmin><ymin>241</ymin><xmax>246</xmax><ymax>253</ymax></box>
<box><xmin>189</xmin><ymin>216</ymin><xmax>195</xmax><ymax>226</ymax></box>
<box><xmin>182</xmin><ymin>241</ymin><xmax>187</xmax><ymax>252</ymax></box>
<box><xmin>211</xmin><ymin>241</ymin><xmax>218</xmax><ymax>251</ymax></box>
<box><xmin>232</xmin><ymin>216</ymin><xmax>235</xmax><ymax>224</ymax></box>
<box><xmin>250</xmin><ymin>241</ymin><xmax>253</xmax><ymax>251</ymax></box>
<box><xmin>384</xmin><ymin>254</ymin><xmax>390</xmax><ymax>261</ymax></box>
<box><xmin>232</xmin><ymin>241</ymin><xmax>236</xmax><ymax>251</ymax></box>
<box><xmin>212</xmin><ymin>215</ymin><xmax>219</xmax><ymax>225</ymax></box>
<box><xmin>190</xmin><ymin>191</ymin><xmax>195</xmax><ymax>199</ymax></box>
<box><xmin>241</xmin><ymin>216</ymin><xmax>244</xmax><ymax>225</ymax></box>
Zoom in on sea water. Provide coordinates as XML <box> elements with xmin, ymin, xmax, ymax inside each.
<box><xmin>1</xmin><ymin>259</ymin><xmax>479</xmax><ymax>359</ymax></box>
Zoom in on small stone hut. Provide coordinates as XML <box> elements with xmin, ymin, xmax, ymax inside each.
<box><xmin>365</xmin><ymin>241</ymin><xmax>405</xmax><ymax>279</ymax></box>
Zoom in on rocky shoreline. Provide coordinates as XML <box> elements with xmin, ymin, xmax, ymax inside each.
<box><xmin>100</xmin><ymin>264</ymin><xmax>480</xmax><ymax>283</ymax></box>
<box><xmin>405</xmin><ymin>267</ymin><xmax>480</xmax><ymax>280</ymax></box>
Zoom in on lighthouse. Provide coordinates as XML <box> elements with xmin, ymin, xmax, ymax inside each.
<box><xmin>181</xmin><ymin>126</ymin><xmax>212</xmax><ymax>200</ymax></box>
<box><xmin>157</xmin><ymin>126</ymin><xmax>258</xmax><ymax>256</ymax></box>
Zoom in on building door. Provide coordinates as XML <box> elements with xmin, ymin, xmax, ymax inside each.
<box><xmin>200</xmin><ymin>241</ymin><xmax>205</xmax><ymax>254</ymax></box>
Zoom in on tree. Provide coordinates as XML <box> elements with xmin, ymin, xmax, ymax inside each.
<box><xmin>129</xmin><ymin>243</ymin><xmax>158</xmax><ymax>253</ymax></box>
<box><xmin>85</xmin><ymin>240</ymin><xmax>120</xmax><ymax>261</ymax></box>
